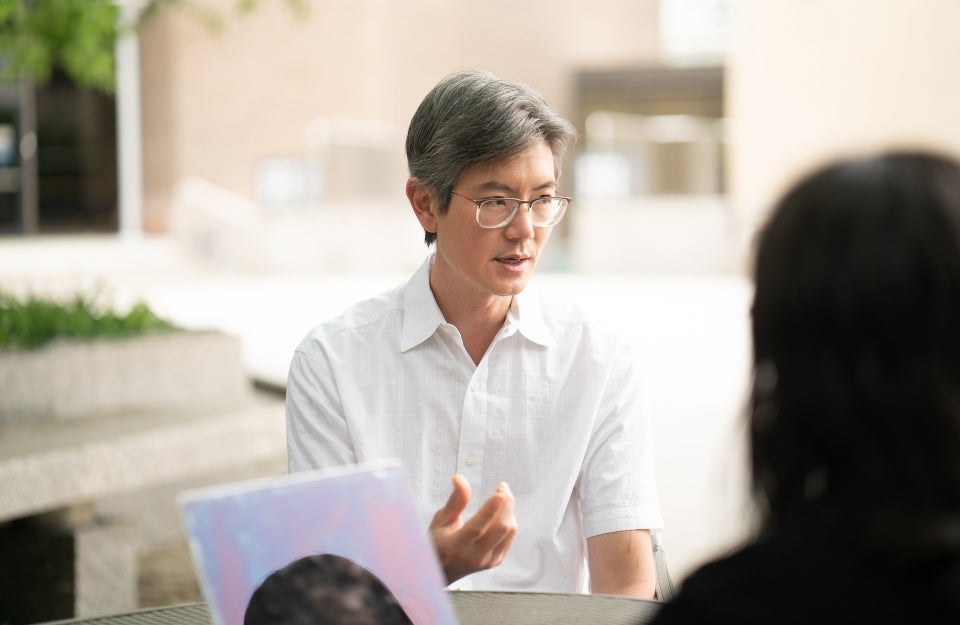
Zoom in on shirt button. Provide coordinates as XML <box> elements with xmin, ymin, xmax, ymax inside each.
<box><xmin>465</xmin><ymin>456</ymin><xmax>476</xmax><ymax>467</ymax></box>
<box><xmin>470</xmin><ymin>382</ymin><xmax>479</xmax><ymax>391</ymax></box>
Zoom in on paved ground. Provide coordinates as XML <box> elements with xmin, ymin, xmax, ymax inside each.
<box><xmin>2</xmin><ymin>235</ymin><xmax>756</xmax><ymax>587</ymax></box>
<box><xmin>138</xmin><ymin>540</ymin><xmax>203</xmax><ymax>608</ymax></box>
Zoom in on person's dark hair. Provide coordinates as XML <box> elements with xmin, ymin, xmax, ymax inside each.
<box><xmin>405</xmin><ymin>68</ymin><xmax>577</xmax><ymax>245</ymax></box>
<box><xmin>749</xmin><ymin>151</ymin><xmax>960</xmax><ymax>609</ymax></box>
<box><xmin>244</xmin><ymin>553</ymin><xmax>413</xmax><ymax>625</ymax></box>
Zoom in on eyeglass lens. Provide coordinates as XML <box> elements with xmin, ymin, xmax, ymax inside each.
<box><xmin>478</xmin><ymin>197</ymin><xmax>567</xmax><ymax>228</ymax></box>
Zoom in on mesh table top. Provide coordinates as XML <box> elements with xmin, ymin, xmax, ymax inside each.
<box><xmin>48</xmin><ymin>591</ymin><xmax>662</xmax><ymax>625</ymax></box>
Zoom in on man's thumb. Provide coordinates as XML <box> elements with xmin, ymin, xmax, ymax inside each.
<box><xmin>436</xmin><ymin>474</ymin><xmax>471</xmax><ymax>525</ymax></box>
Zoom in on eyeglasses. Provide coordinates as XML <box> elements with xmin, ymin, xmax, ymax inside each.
<box><xmin>451</xmin><ymin>191</ymin><xmax>571</xmax><ymax>229</ymax></box>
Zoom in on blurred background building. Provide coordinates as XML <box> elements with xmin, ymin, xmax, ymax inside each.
<box><xmin>2</xmin><ymin>0</ymin><xmax>960</xmax><ymax>616</ymax></box>
<box><xmin>2</xmin><ymin>0</ymin><xmax>737</xmax><ymax>275</ymax></box>
<box><xmin>3</xmin><ymin>1</ymin><xmax>958</xmax><ymax>275</ymax></box>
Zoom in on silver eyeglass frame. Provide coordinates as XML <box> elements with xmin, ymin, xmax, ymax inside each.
<box><xmin>451</xmin><ymin>190</ymin><xmax>572</xmax><ymax>229</ymax></box>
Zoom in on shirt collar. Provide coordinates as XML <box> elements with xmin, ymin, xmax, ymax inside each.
<box><xmin>400</xmin><ymin>253</ymin><xmax>557</xmax><ymax>351</ymax></box>
<box><xmin>401</xmin><ymin>255</ymin><xmax>446</xmax><ymax>351</ymax></box>
<box><xmin>508</xmin><ymin>287</ymin><xmax>555</xmax><ymax>347</ymax></box>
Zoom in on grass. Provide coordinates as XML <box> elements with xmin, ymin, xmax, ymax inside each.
<box><xmin>0</xmin><ymin>290</ymin><xmax>178</xmax><ymax>350</ymax></box>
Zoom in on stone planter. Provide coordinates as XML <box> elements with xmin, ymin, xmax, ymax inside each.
<box><xmin>0</xmin><ymin>327</ymin><xmax>280</xmax><ymax>621</ymax></box>
<box><xmin>0</xmin><ymin>330</ymin><xmax>251</xmax><ymax>423</ymax></box>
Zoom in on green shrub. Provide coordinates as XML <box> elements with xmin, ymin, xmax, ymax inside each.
<box><xmin>0</xmin><ymin>290</ymin><xmax>177</xmax><ymax>350</ymax></box>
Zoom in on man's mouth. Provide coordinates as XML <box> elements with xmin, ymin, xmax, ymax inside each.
<box><xmin>495</xmin><ymin>255</ymin><xmax>529</xmax><ymax>265</ymax></box>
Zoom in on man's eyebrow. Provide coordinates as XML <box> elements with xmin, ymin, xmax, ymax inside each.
<box><xmin>476</xmin><ymin>180</ymin><xmax>557</xmax><ymax>195</ymax></box>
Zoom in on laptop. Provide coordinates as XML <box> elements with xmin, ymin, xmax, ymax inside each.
<box><xmin>178</xmin><ymin>460</ymin><xmax>459</xmax><ymax>625</ymax></box>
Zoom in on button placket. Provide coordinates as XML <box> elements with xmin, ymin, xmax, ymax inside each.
<box><xmin>458</xmin><ymin>367</ymin><xmax>487</xmax><ymax>484</ymax></box>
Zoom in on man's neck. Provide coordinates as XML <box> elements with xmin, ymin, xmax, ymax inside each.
<box><xmin>430</xmin><ymin>283</ymin><xmax>512</xmax><ymax>366</ymax></box>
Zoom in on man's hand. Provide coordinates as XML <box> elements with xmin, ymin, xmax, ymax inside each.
<box><xmin>429</xmin><ymin>474</ymin><xmax>517</xmax><ymax>584</ymax></box>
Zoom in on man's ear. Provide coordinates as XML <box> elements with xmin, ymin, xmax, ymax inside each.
<box><xmin>407</xmin><ymin>177</ymin><xmax>438</xmax><ymax>235</ymax></box>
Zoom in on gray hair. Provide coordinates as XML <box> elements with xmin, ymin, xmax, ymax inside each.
<box><xmin>405</xmin><ymin>69</ymin><xmax>578</xmax><ymax>245</ymax></box>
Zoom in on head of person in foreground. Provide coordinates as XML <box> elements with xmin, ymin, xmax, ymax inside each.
<box><xmin>749</xmin><ymin>150</ymin><xmax>960</xmax><ymax>606</ymax></box>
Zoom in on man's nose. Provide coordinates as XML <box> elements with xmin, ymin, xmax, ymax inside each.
<box><xmin>504</xmin><ymin>204</ymin><xmax>536</xmax><ymax>239</ymax></box>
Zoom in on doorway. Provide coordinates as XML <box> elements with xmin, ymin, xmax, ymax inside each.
<box><xmin>0</xmin><ymin>71</ymin><xmax>118</xmax><ymax>235</ymax></box>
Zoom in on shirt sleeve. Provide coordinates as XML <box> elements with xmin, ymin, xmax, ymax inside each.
<box><xmin>578</xmin><ymin>338</ymin><xmax>663</xmax><ymax>537</ymax></box>
<box><xmin>285</xmin><ymin>339</ymin><xmax>359</xmax><ymax>472</ymax></box>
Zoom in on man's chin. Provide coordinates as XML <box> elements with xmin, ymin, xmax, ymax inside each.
<box><xmin>492</xmin><ymin>275</ymin><xmax>533</xmax><ymax>297</ymax></box>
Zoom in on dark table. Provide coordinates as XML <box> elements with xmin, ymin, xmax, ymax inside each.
<box><xmin>48</xmin><ymin>591</ymin><xmax>662</xmax><ymax>625</ymax></box>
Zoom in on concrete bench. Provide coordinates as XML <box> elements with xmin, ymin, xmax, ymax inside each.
<box><xmin>0</xmin><ymin>331</ymin><xmax>287</xmax><ymax>622</ymax></box>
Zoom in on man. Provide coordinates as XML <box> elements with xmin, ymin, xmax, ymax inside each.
<box><xmin>286</xmin><ymin>69</ymin><xmax>662</xmax><ymax>596</ymax></box>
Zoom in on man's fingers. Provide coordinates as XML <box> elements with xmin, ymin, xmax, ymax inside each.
<box><xmin>466</xmin><ymin>482</ymin><xmax>515</xmax><ymax>529</ymax></box>
<box><xmin>488</xmin><ymin>521</ymin><xmax>517</xmax><ymax>566</ymax></box>
<box><xmin>466</xmin><ymin>487</ymin><xmax>518</xmax><ymax>569</ymax></box>
<box><xmin>459</xmin><ymin>482</ymin><xmax>517</xmax><ymax>547</ymax></box>
<box><xmin>484</xmin><ymin>485</ymin><xmax>518</xmax><ymax>564</ymax></box>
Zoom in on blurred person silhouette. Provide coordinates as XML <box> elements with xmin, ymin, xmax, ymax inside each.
<box><xmin>286</xmin><ymin>69</ymin><xmax>662</xmax><ymax>596</ymax></box>
<box><xmin>652</xmin><ymin>151</ymin><xmax>960</xmax><ymax>623</ymax></box>
<box><xmin>244</xmin><ymin>554</ymin><xmax>413</xmax><ymax>625</ymax></box>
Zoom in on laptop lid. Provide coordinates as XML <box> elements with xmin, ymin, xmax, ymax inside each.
<box><xmin>178</xmin><ymin>460</ymin><xmax>459</xmax><ymax>625</ymax></box>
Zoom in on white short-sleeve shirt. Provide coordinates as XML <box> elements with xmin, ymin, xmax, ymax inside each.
<box><xmin>286</xmin><ymin>255</ymin><xmax>662</xmax><ymax>593</ymax></box>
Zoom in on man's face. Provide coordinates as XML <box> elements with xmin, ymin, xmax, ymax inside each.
<box><xmin>427</xmin><ymin>140</ymin><xmax>558</xmax><ymax>306</ymax></box>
